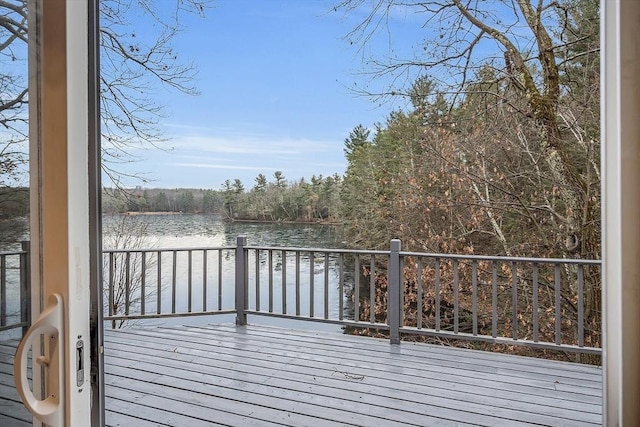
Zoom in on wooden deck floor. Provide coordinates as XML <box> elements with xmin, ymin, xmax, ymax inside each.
<box><xmin>1</xmin><ymin>324</ymin><xmax>602</xmax><ymax>426</ymax></box>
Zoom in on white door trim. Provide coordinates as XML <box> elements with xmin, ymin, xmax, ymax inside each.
<box><xmin>18</xmin><ymin>1</ymin><xmax>97</xmax><ymax>425</ymax></box>
<box><xmin>602</xmin><ymin>0</ymin><xmax>640</xmax><ymax>424</ymax></box>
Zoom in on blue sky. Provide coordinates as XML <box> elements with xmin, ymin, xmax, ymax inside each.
<box><xmin>116</xmin><ymin>0</ymin><xmax>425</xmax><ymax>190</ymax></box>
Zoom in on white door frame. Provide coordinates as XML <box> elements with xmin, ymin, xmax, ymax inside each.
<box><xmin>602</xmin><ymin>0</ymin><xmax>640</xmax><ymax>424</ymax></box>
<box><xmin>14</xmin><ymin>1</ymin><xmax>103</xmax><ymax>426</ymax></box>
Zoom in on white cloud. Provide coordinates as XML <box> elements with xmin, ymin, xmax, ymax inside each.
<box><xmin>168</xmin><ymin>162</ymin><xmax>277</xmax><ymax>171</ymax></box>
<box><xmin>141</xmin><ymin>119</ymin><xmax>348</xmax><ymax>188</ymax></box>
<box><xmin>167</xmin><ymin>132</ymin><xmax>341</xmax><ymax>157</ymax></box>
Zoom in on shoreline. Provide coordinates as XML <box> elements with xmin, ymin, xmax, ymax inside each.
<box><xmin>108</xmin><ymin>211</ymin><xmax>340</xmax><ymax>226</ymax></box>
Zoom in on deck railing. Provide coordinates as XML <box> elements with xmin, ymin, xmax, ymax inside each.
<box><xmin>0</xmin><ymin>238</ymin><xmax>601</xmax><ymax>354</ymax></box>
<box><xmin>0</xmin><ymin>242</ymin><xmax>30</xmax><ymax>335</ymax></box>
<box><xmin>103</xmin><ymin>236</ymin><xmax>602</xmax><ymax>356</ymax></box>
<box><xmin>103</xmin><ymin>244</ymin><xmax>238</xmax><ymax>327</ymax></box>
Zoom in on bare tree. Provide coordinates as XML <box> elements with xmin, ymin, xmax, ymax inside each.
<box><xmin>0</xmin><ymin>1</ymin><xmax>28</xmax><ymax>187</ymax></box>
<box><xmin>0</xmin><ymin>0</ymin><xmax>211</xmax><ymax>188</ymax></box>
<box><xmin>99</xmin><ymin>0</ymin><xmax>210</xmax><ymax>185</ymax></box>
<box><xmin>103</xmin><ymin>215</ymin><xmax>158</xmax><ymax>329</ymax></box>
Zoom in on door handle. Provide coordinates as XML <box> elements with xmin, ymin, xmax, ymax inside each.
<box><xmin>14</xmin><ymin>293</ymin><xmax>64</xmax><ymax>427</ymax></box>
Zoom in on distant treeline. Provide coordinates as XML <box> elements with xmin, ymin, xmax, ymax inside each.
<box><xmin>220</xmin><ymin>172</ymin><xmax>341</xmax><ymax>223</ymax></box>
<box><xmin>103</xmin><ymin>187</ymin><xmax>222</xmax><ymax>214</ymax></box>
<box><xmin>1</xmin><ymin>173</ymin><xmax>344</xmax><ymax>225</ymax></box>
<box><xmin>102</xmin><ymin>171</ymin><xmax>343</xmax><ymax>224</ymax></box>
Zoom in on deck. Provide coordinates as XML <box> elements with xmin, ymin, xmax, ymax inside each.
<box><xmin>0</xmin><ymin>323</ymin><xmax>602</xmax><ymax>426</ymax></box>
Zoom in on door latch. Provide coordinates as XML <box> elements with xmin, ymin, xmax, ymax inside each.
<box><xmin>76</xmin><ymin>338</ymin><xmax>84</xmax><ymax>387</ymax></box>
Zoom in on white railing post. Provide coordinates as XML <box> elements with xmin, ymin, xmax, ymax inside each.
<box><xmin>235</xmin><ymin>236</ymin><xmax>248</xmax><ymax>326</ymax></box>
<box><xmin>389</xmin><ymin>239</ymin><xmax>401</xmax><ymax>344</ymax></box>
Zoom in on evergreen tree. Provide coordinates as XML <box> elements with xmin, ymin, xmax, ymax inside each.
<box><xmin>343</xmin><ymin>124</ymin><xmax>371</xmax><ymax>161</ymax></box>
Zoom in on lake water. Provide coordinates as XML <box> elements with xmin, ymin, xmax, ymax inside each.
<box><xmin>103</xmin><ymin>213</ymin><xmax>344</xmax><ymax>249</ymax></box>
<box><xmin>103</xmin><ymin>214</ymin><xmax>351</xmax><ymax>331</ymax></box>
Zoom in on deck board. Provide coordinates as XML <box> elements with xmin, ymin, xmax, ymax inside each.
<box><xmin>165</xmin><ymin>325</ymin><xmax>602</xmax><ymax>392</ymax></box>
<box><xmin>106</xmin><ymin>328</ymin><xmax>599</xmax><ymax>424</ymax></box>
<box><xmin>0</xmin><ymin>323</ymin><xmax>602</xmax><ymax>426</ymax></box>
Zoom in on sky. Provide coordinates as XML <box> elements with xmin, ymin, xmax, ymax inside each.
<box><xmin>112</xmin><ymin>0</ymin><xmax>425</xmax><ymax>190</ymax></box>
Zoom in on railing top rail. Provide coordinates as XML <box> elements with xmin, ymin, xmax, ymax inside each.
<box><xmin>244</xmin><ymin>245</ymin><xmax>390</xmax><ymax>256</ymax></box>
<box><xmin>101</xmin><ymin>243</ymin><xmax>601</xmax><ymax>265</ymax></box>
<box><xmin>103</xmin><ymin>246</ymin><xmax>236</xmax><ymax>253</ymax></box>
<box><xmin>399</xmin><ymin>250</ymin><xmax>602</xmax><ymax>265</ymax></box>
<box><xmin>0</xmin><ymin>249</ymin><xmax>28</xmax><ymax>256</ymax></box>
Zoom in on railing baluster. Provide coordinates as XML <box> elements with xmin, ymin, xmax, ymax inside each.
<box><xmin>235</xmin><ymin>236</ymin><xmax>247</xmax><ymax>325</ymax></box>
<box><xmin>453</xmin><ymin>259</ymin><xmax>459</xmax><ymax>334</ymax></box>
<box><xmin>339</xmin><ymin>253</ymin><xmax>344</xmax><ymax>321</ymax></box>
<box><xmin>141</xmin><ymin>252</ymin><xmax>146</xmax><ymax>315</ymax></box>
<box><xmin>435</xmin><ymin>258</ymin><xmax>441</xmax><ymax>332</ymax></box>
<box><xmin>156</xmin><ymin>251</ymin><xmax>162</xmax><ymax>314</ymax></box>
<box><xmin>369</xmin><ymin>255</ymin><xmax>375</xmax><ymax>323</ymax></box>
<box><xmin>399</xmin><ymin>255</ymin><xmax>404</xmax><ymax>328</ymax></box>
<box><xmin>218</xmin><ymin>250</ymin><xmax>222</xmax><ymax>310</ymax></box>
<box><xmin>388</xmin><ymin>240</ymin><xmax>401</xmax><ymax>344</ymax></box>
<box><xmin>172</xmin><ymin>250</ymin><xmax>177</xmax><ymax>314</ymax></box>
<box><xmin>417</xmin><ymin>258</ymin><xmax>423</xmax><ymax>330</ymax></box>
<box><xmin>472</xmin><ymin>261</ymin><xmax>478</xmax><ymax>336</ymax></box>
<box><xmin>555</xmin><ymin>263</ymin><xmax>562</xmax><ymax>345</ymax></box>
<box><xmin>309</xmin><ymin>252</ymin><xmax>315</xmax><ymax>318</ymax></box>
<box><xmin>324</xmin><ymin>253</ymin><xmax>329</xmax><ymax>320</ymax></box>
<box><xmin>491</xmin><ymin>261</ymin><xmax>497</xmax><ymax>338</ymax></box>
<box><xmin>245</xmin><ymin>247</ymin><xmax>249</xmax><ymax>310</ymax></box>
<box><xmin>255</xmin><ymin>249</ymin><xmax>260</xmax><ymax>312</ymax></box>
<box><xmin>203</xmin><ymin>250</ymin><xmax>208</xmax><ymax>312</ymax></box>
<box><xmin>125</xmin><ymin>252</ymin><xmax>131</xmax><ymax>316</ymax></box>
<box><xmin>295</xmin><ymin>251</ymin><xmax>300</xmax><ymax>316</ymax></box>
<box><xmin>511</xmin><ymin>262</ymin><xmax>518</xmax><ymax>340</ymax></box>
<box><xmin>188</xmin><ymin>250</ymin><xmax>193</xmax><ymax>313</ymax></box>
<box><xmin>268</xmin><ymin>250</ymin><xmax>273</xmax><ymax>313</ymax></box>
<box><xmin>354</xmin><ymin>254</ymin><xmax>359</xmax><ymax>322</ymax></box>
<box><xmin>578</xmin><ymin>264</ymin><xmax>584</xmax><ymax>347</ymax></box>
<box><xmin>1</xmin><ymin>255</ymin><xmax>6</xmax><ymax>327</ymax></box>
<box><xmin>282</xmin><ymin>250</ymin><xmax>287</xmax><ymax>315</ymax></box>
<box><xmin>533</xmin><ymin>264</ymin><xmax>539</xmax><ymax>342</ymax></box>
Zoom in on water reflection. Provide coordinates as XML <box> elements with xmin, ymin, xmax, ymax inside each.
<box><xmin>103</xmin><ymin>213</ymin><xmax>344</xmax><ymax>248</ymax></box>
